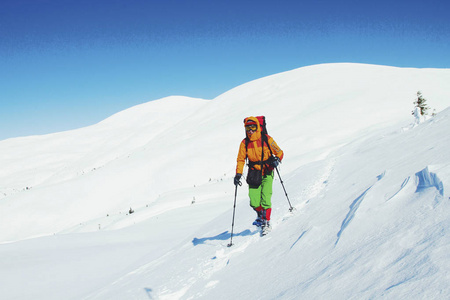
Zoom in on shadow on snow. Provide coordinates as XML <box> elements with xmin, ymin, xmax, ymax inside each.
<box><xmin>192</xmin><ymin>229</ymin><xmax>258</xmax><ymax>246</ymax></box>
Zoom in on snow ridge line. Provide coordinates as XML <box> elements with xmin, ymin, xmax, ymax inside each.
<box><xmin>387</xmin><ymin>176</ymin><xmax>411</xmax><ymax>202</ymax></box>
<box><xmin>335</xmin><ymin>171</ymin><xmax>386</xmax><ymax>246</ymax></box>
<box><xmin>415</xmin><ymin>167</ymin><xmax>444</xmax><ymax>197</ymax></box>
<box><xmin>290</xmin><ymin>230</ymin><xmax>307</xmax><ymax>250</ymax></box>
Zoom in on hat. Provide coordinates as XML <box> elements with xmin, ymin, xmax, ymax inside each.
<box><xmin>244</xmin><ymin>119</ymin><xmax>257</xmax><ymax>126</ymax></box>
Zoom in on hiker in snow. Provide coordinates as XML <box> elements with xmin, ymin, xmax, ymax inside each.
<box><xmin>234</xmin><ymin>116</ymin><xmax>284</xmax><ymax>234</ymax></box>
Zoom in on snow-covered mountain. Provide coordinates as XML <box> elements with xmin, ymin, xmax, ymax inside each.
<box><xmin>1</xmin><ymin>63</ymin><xmax>450</xmax><ymax>299</ymax></box>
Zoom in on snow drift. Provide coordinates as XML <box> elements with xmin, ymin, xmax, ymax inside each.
<box><xmin>1</xmin><ymin>63</ymin><xmax>450</xmax><ymax>299</ymax></box>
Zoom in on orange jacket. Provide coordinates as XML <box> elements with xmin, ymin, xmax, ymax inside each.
<box><xmin>236</xmin><ymin>116</ymin><xmax>284</xmax><ymax>175</ymax></box>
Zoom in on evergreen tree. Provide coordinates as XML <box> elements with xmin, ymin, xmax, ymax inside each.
<box><xmin>412</xmin><ymin>91</ymin><xmax>430</xmax><ymax>116</ymax></box>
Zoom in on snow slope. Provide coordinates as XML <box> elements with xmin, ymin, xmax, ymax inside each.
<box><xmin>0</xmin><ymin>63</ymin><xmax>450</xmax><ymax>299</ymax></box>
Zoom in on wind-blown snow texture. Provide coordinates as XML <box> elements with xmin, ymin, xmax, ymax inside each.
<box><xmin>1</xmin><ymin>63</ymin><xmax>450</xmax><ymax>299</ymax></box>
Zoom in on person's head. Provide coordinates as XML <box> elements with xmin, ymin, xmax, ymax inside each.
<box><xmin>244</xmin><ymin>117</ymin><xmax>260</xmax><ymax>137</ymax></box>
<box><xmin>245</xmin><ymin>122</ymin><xmax>257</xmax><ymax>133</ymax></box>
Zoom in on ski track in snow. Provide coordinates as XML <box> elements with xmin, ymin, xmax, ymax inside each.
<box><xmin>158</xmin><ymin>207</ymin><xmax>299</xmax><ymax>299</ymax></box>
<box><xmin>160</xmin><ymin>234</ymin><xmax>261</xmax><ymax>299</ymax></box>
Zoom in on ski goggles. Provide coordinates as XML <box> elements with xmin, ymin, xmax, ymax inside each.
<box><xmin>245</xmin><ymin>124</ymin><xmax>257</xmax><ymax>131</ymax></box>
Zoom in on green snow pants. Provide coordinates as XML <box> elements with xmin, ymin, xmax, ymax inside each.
<box><xmin>249</xmin><ymin>171</ymin><xmax>274</xmax><ymax>210</ymax></box>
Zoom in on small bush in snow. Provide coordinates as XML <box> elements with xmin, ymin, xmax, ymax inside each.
<box><xmin>412</xmin><ymin>91</ymin><xmax>430</xmax><ymax>116</ymax></box>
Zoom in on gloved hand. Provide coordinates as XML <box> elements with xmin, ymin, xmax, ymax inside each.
<box><xmin>234</xmin><ymin>173</ymin><xmax>242</xmax><ymax>186</ymax></box>
<box><xmin>269</xmin><ymin>156</ymin><xmax>280</xmax><ymax>168</ymax></box>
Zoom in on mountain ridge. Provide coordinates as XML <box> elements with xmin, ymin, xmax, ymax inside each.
<box><xmin>1</xmin><ymin>62</ymin><xmax>450</xmax><ymax>299</ymax></box>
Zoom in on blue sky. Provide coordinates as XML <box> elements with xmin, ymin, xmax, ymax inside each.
<box><xmin>1</xmin><ymin>0</ymin><xmax>449</xmax><ymax>140</ymax></box>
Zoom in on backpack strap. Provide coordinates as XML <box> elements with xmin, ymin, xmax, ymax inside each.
<box><xmin>262</xmin><ymin>134</ymin><xmax>273</xmax><ymax>157</ymax></box>
<box><xmin>245</xmin><ymin>135</ymin><xmax>271</xmax><ymax>171</ymax></box>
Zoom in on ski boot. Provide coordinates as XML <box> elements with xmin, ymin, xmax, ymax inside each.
<box><xmin>252</xmin><ymin>208</ymin><xmax>264</xmax><ymax>227</ymax></box>
<box><xmin>261</xmin><ymin>220</ymin><xmax>271</xmax><ymax>236</ymax></box>
<box><xmin>252</xmin><ymin>217</ymin><xmax>263</xmax><ymax>227</ymax></box>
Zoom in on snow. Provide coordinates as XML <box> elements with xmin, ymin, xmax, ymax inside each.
<box><xmin>1</xmin><ymin>63</ymin><xmax>450</xmax><ymax>299</ymax></box>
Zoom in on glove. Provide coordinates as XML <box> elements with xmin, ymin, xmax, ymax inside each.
<box><xmin>269</xmin><ymin>156</ymin><xmax>280</xmax><ymax>168</ymax></box>
<box><xmin>234</xmin><ymin>173</ymin><xmax>242</xmax><ymax>186</ymax></box>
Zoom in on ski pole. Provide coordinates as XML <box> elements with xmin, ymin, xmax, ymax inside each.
<box><xmin>274</xmin><ymin>166</ymin><xmax>294</xmax><ymax>212</ymax></box>
<box><xmin>227</xmin><ymin>181</ymin><xmax>241</xmax><ymax>247</ymax></box>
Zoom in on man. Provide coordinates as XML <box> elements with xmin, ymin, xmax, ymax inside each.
<box><xmin>234</xmin><ymin>116</ymin><xmax>284</xmax><ymax>235</ymax></box>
